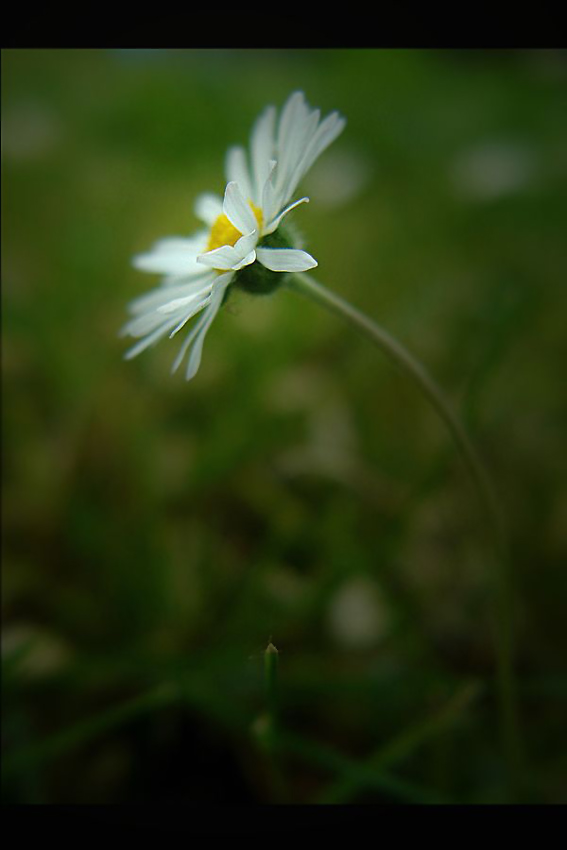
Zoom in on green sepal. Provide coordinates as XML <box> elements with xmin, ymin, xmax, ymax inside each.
<box><xmin>231</xmin><ymin>227</ymin><xmax>293</xmax><ymax>296</ymax></box>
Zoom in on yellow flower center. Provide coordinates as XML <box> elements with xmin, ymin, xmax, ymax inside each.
<box><xmin>207</xmin><ymin>201</ymin><xmax>263</xmax><ymax>252</ymax></box>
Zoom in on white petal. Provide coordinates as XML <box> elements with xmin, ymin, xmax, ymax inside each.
<box><xmin>225</xmin><ymin>146</ymin><xmax>252</xmax><ymax>200</ymax></box>
<box><xmin>126</xmin><ymin>274</ymin><xmax>215</xmax><ymax>316</ymax></box>
<box><xmin>250</xmin><ymin>105</ymin><xmax>276</xmax><ymax>205</ymax></box>
<box><xmin>270</xmin><ymin>92</ymin><xmax>346</xmax><ymax>210</ymax></box>
<box><xmin>284</xmin><ymin>108</ymin><xmax>319</xmax><ymax>188</ymax></box>
<box><xmin>223</xmin><ymin>181</ymin><xmax>257</xmax><ymax>235</ymax></box>
<box><xmin>260</xmin><ymin>160</ymin><xmax>280</xmax><ymax>226</ymax></box>
<box><xmin>275</xmin><ymin>92</ymin><xmax>316</xmax><ymax>204</ymax></box>
<box><xmin>132</xmin><ymin>232</ymin><xmax>209</xmax><ymax>276</ymax></box>
<box><xmin>194</xmin><ymin>192</ymin><xmax>223</xmax><ymax>225</ymax></box>
<box><xmin>169</xmin><ymin>311</ymin><xmax>203</xmax><ymax>340</ymax></box>
<box><xmin>122</xmin><ymin>286</ymin><xmax>213</xmax><ymax>340</ymax></box>
<box><xmin>124</xmin><ymin>316</ymin><xmax>179</xmax><ymax>360</ymax></box>
<box><xmin>232</xmin><ymin>249</ymin><xmax>256</xmax><ymax>271</ymax></box>
<box><xmin>171</xmin><ymin>274</ymin><xmax>232</xmax><ymax>379</ymax></box>
<box><xmin>264</xmin><ymin>196</ymin><xmax>309</xmax><ymax>235</ymax></box>
<box><xmin>307</xmin><ymin>112</ymin><xmax>347</xmax><ymax>170</ymax></box>
<box><xmin>184</xmin><ymin>285</ymin><xmax>228</xmax><ymax>381</ymax></box>
<box><xmin>233</xmin><ymin>229</ymin><xmax>258</xmax><ymax>256</ymax></box>
<box><xmin>184</xmin><ymin>311</ymin><xmax>217</xmax><ymax>379</ymax></box>
<box><xmin>197</xmin><ymin>245</ymin><xmax>241</xmax><ymax>270</ymax></box>
<box><xmin>197</xmin><ymin>229</ymin><xmax>257</xmax><ymax>270</ymax></box>
<box><xmin>142</xmin><ymin>233</ymin><xmax>208</xmax><ymax>255</ymax></box>
<box><xmin>168</xmin><ymin>293</ymin><xmax>213</xmax><ymax>338</ymax></box>
<box><xmin>123</xmin><ymin>310</ymin><xmax>180</xmax><ymax>339</ymax></box>
<box><xmin>277</xmin><ymin>93</ymin><xmax>309</xmax><ymax>165</ymax></box>
<box><xmin>286</xmin><ymin>111</ymin><xmax>346</xmax><ymax>200</ymax></box>
<box><xmin>256</xmin><ymin>247</ymin><xmax>318</xmax><ymax>273</ymax></box>
<box><xmin>156</xmin><ymin>283</ymin><xmax>214</xmax><ymax>314</ymax></box>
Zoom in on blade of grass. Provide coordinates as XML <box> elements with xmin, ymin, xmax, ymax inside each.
<box><xmin>317</xmin><ymin>680</ymin><xmax>482</xmax><ymax>804</ymax></box>
<box><xmin>252</xmin><ymin>641</ymin><xmax>290</xmax><ymax>803</ymax></box>
<box><xmin>275</xmin><ymin>730</ymin><xmax>449</xmax><ymax>804</ymax></box>
<box><xmin>1</xmin><ymin>682</ymin><xmax>178</xmax><ymax>781</ymax></box>
<box><xmin>2</xmin><ymin>670</ymin><xmax>252</xmax><ymax>782</ymax></box>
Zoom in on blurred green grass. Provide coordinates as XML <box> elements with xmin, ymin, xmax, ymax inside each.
<box><xmin>2</xmin><ymin>48</ymin><xmax>567</xmax><ymax>805</ymax></box>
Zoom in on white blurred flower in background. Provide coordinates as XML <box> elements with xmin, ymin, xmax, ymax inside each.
<box><xmin>327</xmin><ymin>576</ymin><xmax>390</xmax><ymax>650</ymax></box>
<box><xmin>450</xmin><ymin>141</ymin><xmax>537</xmax><ymax>201</ymax></box>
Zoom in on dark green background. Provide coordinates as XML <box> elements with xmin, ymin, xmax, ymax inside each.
<box><xmin>2</xmin><ymin>48</ymin><xmax>566</xmax><ymax>804</ymax></box>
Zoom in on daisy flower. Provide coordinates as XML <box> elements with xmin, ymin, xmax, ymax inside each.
<box><xmin>122</xmin><ymin>91</ymin><xmax>345</xmax><ymax>380</ymax></box>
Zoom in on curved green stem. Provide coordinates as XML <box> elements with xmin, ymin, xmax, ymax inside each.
<box><xmin>288</xmin><ymin>271</ymin><xmax>523</xmax><ymax>796</ymax></box>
